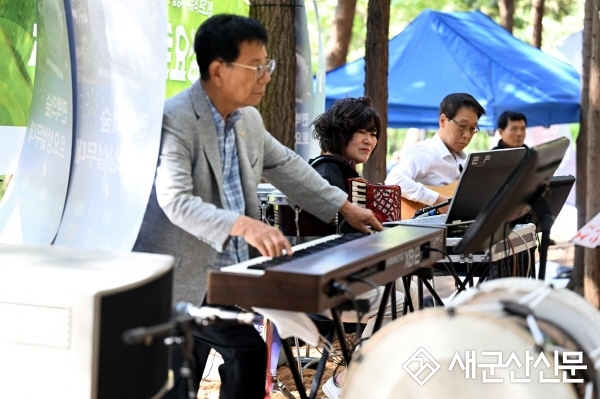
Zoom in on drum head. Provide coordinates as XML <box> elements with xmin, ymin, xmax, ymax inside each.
<box><xmin>343</xmin><ymin>307</ymin><xmax>578</xmax><ymax>399</ymax></box>
<box><xmin>451</xmin><ymin>277</ymin><xmax>546</xmax><ymax>306</ymax></box>
<box><xmin>452</xmin><ymin>277</ymin><xmax>600</xmax><ymax>398</ymax></box>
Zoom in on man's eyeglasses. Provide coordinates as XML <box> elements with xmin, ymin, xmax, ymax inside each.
<box><xmin>229</xmin><ymin>59</ymin><xmax>276</xmax><ymax>79</ymax></box>
<box><xmin>450</xmin><ymin>118</ymin><xmax>480</xmax><ymax>134</ymax></box>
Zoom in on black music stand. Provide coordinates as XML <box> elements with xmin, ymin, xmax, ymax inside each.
<box><xmin>455</xmin><ymin>138</ymin><xmax>571</xmax><ymax>269</ymax></box>
<box><xmin>532</xmin><ymin>175</ymin><xmax>576</xmax><ymax>279</ymax></box>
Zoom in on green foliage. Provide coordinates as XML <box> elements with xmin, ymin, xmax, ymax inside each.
<box><xmin>0</xmin><ymin>175</ymin><xmax>6</xmax><ymax>200</ymax></box>
<box><xmin>570</xmin><ymin>123</ymin><xmax>580</xmax><ymax>143</ymax></box>
<box><xmin>0</xmin><ymin>0</ymin><xmax>37</xmax><ymax>126</ymax></box>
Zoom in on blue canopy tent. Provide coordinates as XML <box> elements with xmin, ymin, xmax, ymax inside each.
<box><xmin>325</xmin><ymin>10</ymin><xmax>581</xmax><ymax>129</ymax></box>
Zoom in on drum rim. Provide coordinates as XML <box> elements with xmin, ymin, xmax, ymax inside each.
<box><xmin>267</xmin><ymin>191</ymin><xmax>291</xmax><ymax>206</ymax></box>
<box><xmin>342</xmin><ymin>308</ymin><xmax>578</xmax><ymax>399</ymax></box>
<box><xmin>452</xmin><ymin>278</ymin><xmax>600</xmax><ymax>395</ymax></box>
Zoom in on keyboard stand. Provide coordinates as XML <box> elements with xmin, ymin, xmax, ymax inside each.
<box><xmin>280</xmin><ymin>338</ymin><xmax>310</xmax><ymax>399</ymax></box>
<box><xmin>424</xmin><ymin>223</ymin><xmax>538</xmax><ymax>303</ymax></box>
<box><xmin>278</xmin><ymin>304</ymin><xmax>353</xmax><ymax>399</ymax></box>
<box><xmin>412</xmin><ymin>268</ymin><xmax>445</xmax><ymax>308</ymax></box>
<box><xmin>278</xmin><ymin>277</ymin><xmax>413</xmax><ymax>399</ymax></box>
<box><xmin>372</xmin><ymin>279</ymin><xmax>398</xmax><ymax>333</ymax></box>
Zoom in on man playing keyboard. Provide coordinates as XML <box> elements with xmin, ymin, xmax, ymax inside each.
<box><xmin>133</xmin><ymin>14</ymin><xmax>382</xmax><ymax>399</ymax></box>
<box><xmin>385</xmin><ymin>93</ymin><xmax>485</xmax><ymax>216</ymax></box>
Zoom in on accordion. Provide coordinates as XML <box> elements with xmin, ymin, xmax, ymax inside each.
<box><xmin>347</xmin><ymin>177</ymin><xmax>401</xmax><ymax>222</ymax></box>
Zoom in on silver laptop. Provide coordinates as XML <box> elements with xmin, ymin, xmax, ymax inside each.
<box><xmin>398</xmin><ymin>147</ymin><xmax>527</xmax><ymax>227</ymax></box>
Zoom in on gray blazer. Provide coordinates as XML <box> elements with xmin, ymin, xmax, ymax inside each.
<box><xmin>133</xmin><ymin>81</ymin><xmax>347</xmax><ymax>304</ymax></box>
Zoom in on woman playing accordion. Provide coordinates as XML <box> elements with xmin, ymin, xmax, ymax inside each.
<box><xmin>309</xmin><ymin>96</ymin><xmax>411</xmax><ymax>399</ymax></box>
<box><xmin>310</xmin><ymin>96</ymin><xmax>400</xmax><ymax>233</ymax></box>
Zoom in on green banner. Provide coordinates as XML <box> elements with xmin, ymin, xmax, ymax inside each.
<box><xmin>0</xmin><ymin>0</ymin><xmax>37</xmax><ymax>127</ymax></box>
<box><xmin>165</xmin><ymin>0</ymin><xmax>248</xmax><ymax>98</ymax></box>
<box><xmin>0</xmin><ymin>0</ymin><xmax>249</xmax><ymax>127</ymax></box>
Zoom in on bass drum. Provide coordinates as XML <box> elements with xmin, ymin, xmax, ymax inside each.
<box><xmin>342</xmin><ymin>278</ymin><xmax>592</xmax><ymax>399</ymax></box>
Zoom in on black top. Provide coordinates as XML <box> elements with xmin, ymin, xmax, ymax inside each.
<box><xmin>309</xmin><ymin>155</ymin><xmax>360</xmax><ymax>233</ymax></box>
<box><xmin>492</xmin><ymin>139</ymin><xmax>529</xmax><ymax>150</ymax></box>
<box><xmin>309</xmin><ymin>155</ymin><xmax>359</xmax><ymax>193</ymax></box>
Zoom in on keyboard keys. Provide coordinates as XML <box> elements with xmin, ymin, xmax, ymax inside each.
<box><xmin>248</xmin><ymin>233</ymin><xmax>365</xmax><ymax>270</ymax></box>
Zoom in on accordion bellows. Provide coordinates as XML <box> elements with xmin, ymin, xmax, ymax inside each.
<box><xmin>348</xmin><ymin>177</ymin><xmax>401</xmax><ymax>222</ymax></box>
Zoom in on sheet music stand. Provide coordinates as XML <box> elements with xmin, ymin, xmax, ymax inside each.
<box><xmin>532</xmin><ymin>175</ymin><xmax>575</xmax><ymax>279</ymax></box>
<box><xmin>455</xmin><ymin>138</ymin><xmax>571</xmax><ymax>269</ymax></box>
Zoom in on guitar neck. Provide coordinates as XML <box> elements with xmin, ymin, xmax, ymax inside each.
<box><xmin>401</xmin><ymin>181</ymin><xmax>457</xmax><ymax>220</ymax></box>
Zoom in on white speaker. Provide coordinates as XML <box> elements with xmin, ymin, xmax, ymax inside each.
<box><xmin>0</xmin><ymin>244</ymin><xmax>174</xmax><ymax>399</ymax></box>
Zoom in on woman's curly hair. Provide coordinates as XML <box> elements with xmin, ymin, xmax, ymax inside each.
<box><xmin>311</xmin><ymin>96</ymin><xmax>381</xmax><ymax>154</ymax></box>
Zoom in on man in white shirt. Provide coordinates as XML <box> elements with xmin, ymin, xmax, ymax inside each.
<box><xmin>385</xmin><ymin>93</ymin><xmax>485</xmax><ymax>212</ymax></box>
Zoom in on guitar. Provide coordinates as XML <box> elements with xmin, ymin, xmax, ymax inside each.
<box><xmin>400</xmin><ymin>181</ymin><xmax>458</xmax><ymax>220</ymax></box>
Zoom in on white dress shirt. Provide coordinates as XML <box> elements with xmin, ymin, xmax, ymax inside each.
<box><xmin>385</xmin><ymin>133</ymin><xmax>466</xmax><ymax>205</ymax></box>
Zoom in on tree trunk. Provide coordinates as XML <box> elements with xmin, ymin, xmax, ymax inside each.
<box><xmin>250</xmin><ymin>0</ymin><xmax>296</xmax><ymax>149</ymax></box>
<box><xmin>530</xmin><ymin>0</ymin><xmax>545</xmax><ymax>48</ymax></box>
<box><xmin>325</xmin><ymin>0</ymin><xmax>358</xmax><ymax>71</ymax></box>
<box><xmin>362</xmin><ymin>0</ymin><xmax>389</xmax><ymax>184</ymax></box>
<box><xmin>568</xmin><ymin>0</ymin><xmax>592</xmax><ymax>295</ymax></box>
<box><xmin>584</xmin><ymin>0</ymin><xmax>600</xmax><ymax>308</ymax></box>
<box><xmin>498</xmin><ymin>0</ymin><xmax>514</xmax><ymax>33</ymax></box>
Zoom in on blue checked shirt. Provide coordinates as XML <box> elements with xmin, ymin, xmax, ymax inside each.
<box><xmin>205</xmin><ymin>96</ymin><xmax>250</xmax><ymax>268</ymax></box>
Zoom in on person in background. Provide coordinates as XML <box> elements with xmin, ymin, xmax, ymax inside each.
<box><xmin>493</xmin><ymin>110</ymin><xmax>528</xmax><ymax>149</ymax></box>
<box><xmin>386</xmin><ymin>150</ymin><xmax>402</xmax><ymax>174</ymax></box>
<box><xmin>492</xmin><ymin>111</ymin><xmax>532</xmax><ymax>277</ymax></box>
<box><xmin>310</xmin><ymin>96</ymin><xmax>416</xmax><ymax>399</ymax></box>
<box><xmin>133</xmin><ymin>14</ymin><xmax>382</xmax><ymax>399</ymax></box>
<box><xmin>385</xmin><ymin>93</ymin><xmax>486</xmax><ymax>213</ymax></box>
